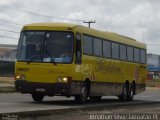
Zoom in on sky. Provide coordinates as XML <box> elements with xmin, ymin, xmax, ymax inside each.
<box><xmin>0</xmin><ymin>0</ymin><xmax>159</xmax><ymax>54</ymax></box>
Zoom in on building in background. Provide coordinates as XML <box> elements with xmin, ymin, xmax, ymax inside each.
<box><xmin>147</xmin><ymin>53</ymin><xmax>160</xmax><ymax>80</ymax></box>
<box><xmin>0</xmin><ymin>44</ymin><xmax>17</xmax><ymax>61</ymax></box>
<box><xmin>0</xmin><ymin>44</ymin><xmax>17</xmax><ymax>76</ymax></box>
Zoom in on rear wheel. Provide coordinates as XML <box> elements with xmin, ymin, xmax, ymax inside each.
<box><xmin>32</xmin><ymin>94</ymin><xmax>44</xmax><ymax>102</ymax></box>
<box><xmin>75</xmin><ymin>85</ymin><xmax>87</xmax><ymax>103</ymax></box>
<box><xmin>127</xmin><ymin>85</ymin><xmax>135</xmax><ymax>101</ymax></box>
<box><xmin>119</xmin><ymin>84</ymin><xmax>128</xmax><ymax>101</ymax></box>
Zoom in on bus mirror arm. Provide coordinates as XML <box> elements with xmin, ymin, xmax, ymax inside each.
<box><xmin>75</xmin><ymin>33</ymin><xmax>82</xmax><ymax>64</ymax></box>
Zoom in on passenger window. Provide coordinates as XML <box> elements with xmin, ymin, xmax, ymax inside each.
<box><xmin>112</xmin><ymin>43</ymin><xmax>119</xmax><ymax>59</ymax></box>
<box><xmin>93</xmin><ymin>38</ymin><xmax>102</xmax><ymax>56</ymax></box>
<box><xmin>103</xmin><ymin>41</ymin><xmax>111</xmax><ymax>58</ymax></box>
<box><xmin>120</xmin><ymin>45</ymin><xmax>127</xmax><ymax>60</ymax></box>
<box><xmin>134</xmin><ymin>48</ymin><xmax>140</xmax><ymax>62</ymax></box>
<box><xmin>140</xmin><ymin>50</ymin><xmax>146</xmax><ymax>64</ymax></box>
<box><xmin>83</xmin><ymin>35</ymin><xmax>93</xmax><ymax>55</ymax></box>
<box><xmin>127</xmin><ymin>46</ymin><xmax>133</xmax><ymax>61</ymax></box>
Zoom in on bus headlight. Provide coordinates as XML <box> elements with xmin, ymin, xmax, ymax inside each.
<box><xmin>15</xmin><ymin>74</ymin><xmax>26</xmax><ymax>80</ymax></box>
<box><xmin>57</xmin><ymin>76</ymin><xmax>72</xmax><ymax>83</ymax></box>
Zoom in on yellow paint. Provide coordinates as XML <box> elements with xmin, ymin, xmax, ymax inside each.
<box><xmin>16</xmin><ymin>22</ymin><xmax>147</xmax><ymax>85</ymax></box>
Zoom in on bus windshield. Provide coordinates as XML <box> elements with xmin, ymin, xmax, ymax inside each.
<box><xmin>17</xmin><ymin>31</ymin><xmax>73</xmax><ymax>63</ymax></box>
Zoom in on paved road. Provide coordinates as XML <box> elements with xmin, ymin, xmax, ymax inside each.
<box><xmin>0</xmin><ymin>88</ymin><xmax>160</xmax><ymax>114</ymax></box>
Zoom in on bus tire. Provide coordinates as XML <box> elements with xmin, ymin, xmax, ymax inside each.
<box><xmin>127</xmin><ymin>85</ymin><xmax>134</xmax><ymax>101</ymax></box>
<box><xmin>75</xmin><ymin>85</ymin><xmax>87</xmax><ymax>103</ymax></box>
<box><xmin>119</xmin><ymin>84</ymin><xmax>128</xmax><ymax>101</ymax></box>
<box><xmin>32</xmin><ymin>94</ymin><xmax>44</xmax><ymax>102</ymax></box>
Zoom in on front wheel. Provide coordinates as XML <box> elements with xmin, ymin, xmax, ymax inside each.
<box><xmin>75</xmin><ymin>85</ymin><xmax>87</xmax><ymax>103</ymax></box>
<box><xmin>32</xmin><ymin>94</ymin><xmax>44</xmax><ymax>102</ymax></box>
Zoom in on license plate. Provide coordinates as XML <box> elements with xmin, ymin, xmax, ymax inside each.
<box><xmin>36</xmin><ymin>88</ymin><xmax>46</xmax><ymax>92</ymax></box>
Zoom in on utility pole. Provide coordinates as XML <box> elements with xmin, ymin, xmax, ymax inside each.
<box><xmin>83</xmin><ymin>20</ymin><xmax>96</xmax><ymax>28</ymax></box>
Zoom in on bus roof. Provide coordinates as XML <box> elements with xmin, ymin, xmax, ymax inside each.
<box><xmin>22</xmin><ymin>22</ymin><xmax>146</xmax><ymax>49</ymax></box>
<box><xmin>23</xmin><ymin>22</ymin><xmax>78</xmax><ymax>30</ymax></box>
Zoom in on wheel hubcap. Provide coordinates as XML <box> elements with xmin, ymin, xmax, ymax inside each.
<box><xmin>130</xmin><ymin>89</ymin><xmax>134</xmax><ymax>98</ymax></box>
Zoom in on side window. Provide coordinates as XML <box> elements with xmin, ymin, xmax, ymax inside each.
<box><xmin>127</xmin><ymin>46</ymin><xmax>133</xmax><ymax>61</ymax></box>
<box><xmin>103</xmin><ymin>40</ymin><xmax>111</xmax><ymax>58</ymax></box>
<box><xmin>83</xmin><ymin>35</ymin><xmax>93</xmax><ymax>55</ymax></box>
<box><xmin>140</xmin><ymin>49</ymin><xmax>146</xmax><ymax>64</ymax></box>
<box><xmin>112</xmin><ymin>43</ymin><xmax>119</xmax><ymax>59</ymax></box>
<box><xmin>134</xmin><ymin>48</ymin><xmax>140</xmax><ymax>62</ymax></box>
<box><xmin>120</xmin><ymin>44</ymin><xmax>127</xmax><ymax>60</ymax></box>
<box><xmin>93</xmin><ymin>38</ymin><xmax>102</xmax><ymax>56</ymax></box>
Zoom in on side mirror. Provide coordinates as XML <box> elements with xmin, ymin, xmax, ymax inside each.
<box><xmin>75</xmin><ymin>33</ymin><xmax>82</xmax><ymax>64</ymax></box>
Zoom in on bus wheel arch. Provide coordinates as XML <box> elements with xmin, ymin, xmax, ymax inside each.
<box><xmin>125</xmin><ymin>80</ymin><xmax>129</xmax><ymax>87</ymax></box>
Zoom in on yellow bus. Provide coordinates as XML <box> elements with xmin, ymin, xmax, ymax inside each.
<box><xmin>15</xmin><ymin>23</ymin><xmax>147</xmax><ymax>103</ymax></box>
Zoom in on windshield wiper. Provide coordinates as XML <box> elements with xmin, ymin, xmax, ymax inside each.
<box><xmin>45</xmin><ymin>49</ymin><xmax>57</xmax><ymax>65</ymax></box>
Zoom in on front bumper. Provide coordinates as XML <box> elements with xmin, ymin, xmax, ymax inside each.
<box><xmin>15</xmin><ymin>80</ymin><xmax>71</xmax><ymax>96</ymax></box>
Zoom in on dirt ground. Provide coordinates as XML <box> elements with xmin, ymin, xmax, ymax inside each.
<box><xmin>0</xmin><ymin>77</ymin><xmax>14</xmax><ymax>81</ymax></box>
<box><xmin>0</xmin><ymin>77</ymin><xmax>14</xmax><ymax>84</ymax></box>
<box><xmin>20</xmin><ymin>103</ymin><xmax>160</xmax><ymax>120</ymax></box>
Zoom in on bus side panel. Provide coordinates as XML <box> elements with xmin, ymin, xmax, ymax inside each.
<box><xmin>81</xmin><ymin>56</ymin><xmax>117</xmax><ymax>96</ymax></box>
<box><xmin>79</xmin><ymin>55</ymin><xmax>146</xmax><ymax>97</ymax></box>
